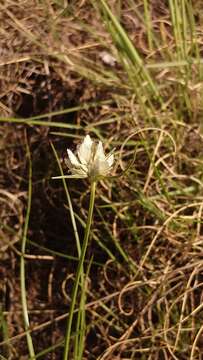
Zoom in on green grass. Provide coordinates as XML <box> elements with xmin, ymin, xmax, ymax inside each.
<box><xmin>20</xmin><ymin>141</ymin><xmax>35</xmax><ymax>358</ymax></box>
<box><xmin>1</xmin><ymin>0</ymin><xmax>203</xmax><ymax>359</ymax></box>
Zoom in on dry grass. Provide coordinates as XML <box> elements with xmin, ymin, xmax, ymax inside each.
<box><xmin>1</xmin><ymin>0</ymin><xmax>203</xmax><ymax>359</ymax></box>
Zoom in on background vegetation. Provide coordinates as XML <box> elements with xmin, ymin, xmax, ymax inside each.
<box><xmin>1</xmin><ymin>0</ymin><xmax>203</xmax><ymax>359</ymax></box>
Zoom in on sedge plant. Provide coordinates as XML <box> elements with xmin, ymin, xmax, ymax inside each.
<box><xmin>53</xmin><ymin>134</ymin><xmax>114</xmax><ymax>359</ymax></box>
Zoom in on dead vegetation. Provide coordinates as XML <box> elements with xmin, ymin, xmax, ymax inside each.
<box><xmin>1</xmin><ymin>0</ymin><xmax>203</xmax><ymax>359</ymax></box>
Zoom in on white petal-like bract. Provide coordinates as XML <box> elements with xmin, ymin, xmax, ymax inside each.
<box><xmin>94</xmin><ymin>141</ymin><xmax>106</xmax><ymax>162</ymax></box>
<box><xmin>67</xmin><ymin>149</ymin><xmax>80</xmax><ymax>167</ymax></box>
<box><xmin>77</xmin><ymin>135</ymin><xmax>93</xmax><ymax>164</ymax></box>
<box><xmin>66</xmin><ymin>135</ymin><xmax>114</xmax><ymax>181</ymax></box>
<box><xmin>107</xmin><ymin>154</ymin><xmax>114</xmax><ymax>167</ymax></box>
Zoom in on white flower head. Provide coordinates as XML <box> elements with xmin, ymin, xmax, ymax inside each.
<box><xmin>66</xmin><ymin>135</ymin><xmax>114</xmax><ymax>181</ymax></box>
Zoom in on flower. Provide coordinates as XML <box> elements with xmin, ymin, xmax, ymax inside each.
<box><xmin>66</xmin><ymin>135</ymin><xmax>114</xmax><ymax>181</ymax></box>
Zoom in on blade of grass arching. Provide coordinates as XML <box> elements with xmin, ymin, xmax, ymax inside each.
<box><xmin>50</xmin><ymin>132</ymin><xmax>82</xmax><ymax>139</ymax></box>
<box><xmin>51</xmin><ymin>125</ymin><xmax>141</xmax><ymax>146</ymax></box>
<box><xmin>97</xmin><ymin>0</ymin><xmax>162</xmax><ymax>103</ymax></box>
<box><xmin>0</xmin><ymin>221</ymin><xmax>100</xmax><ymax>266</ymax></box>
<box><xmin>28</xmin><ymin>239</ymin><xmax>103</xmax><ymax>266</ymax></box>
<box><xmin>0</xmin><ymin>99</ymin><xmax>112</xmax><ymax>128</ymax></box>
<box><xmin>34</xmin><ymin>340</ymin><xmax>64</xmax><ymax>359</ymax></box>
<box><xmin>20</xmin><ymin>141</ymin><xmax>35</xmax><ymax>358</ymax></box>
<box><xmin>17</xmin><ymin>100</ymin><xmax>111</xmax><ymax>120</ymax></box>
<box><xmin>51</xmin><ymin>117</ymin><xmax>122</xmax><ymax>138</ymax></box>
<box><xmin>52</xmin><ymin>135</ymin><xmax>140</xmax><ymax>148</ymax></box>
<box><xmin>0</xmin><ymin>117</ymin><xmax>79</xmax><ymax>130</ymax></box>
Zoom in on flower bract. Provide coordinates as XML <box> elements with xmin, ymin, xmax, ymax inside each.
<box><xmin>66</xmin><ymin>135</ymin><xmax>114</xmax><ymax>181</ymax></box>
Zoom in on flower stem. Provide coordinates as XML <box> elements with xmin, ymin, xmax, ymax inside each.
<box><xmin>63</xmin><ymin>181</ymin><xmax>96</xmax><ymax>360</ymax></box>
<box><xmin>20</xmin><ymin>143</ymin><xmax>35</xmax><ymax>359</ymax></box>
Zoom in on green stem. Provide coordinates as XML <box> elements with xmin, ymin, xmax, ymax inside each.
<box><xmin>63</xmin><ymin>181</ymin><xmax>96</xmax><ymax>360</ymax></box>
<box><xmin>20</xmin><ymin>144</ymin><xmax>36</xmax><ymax>359</ymax></box>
